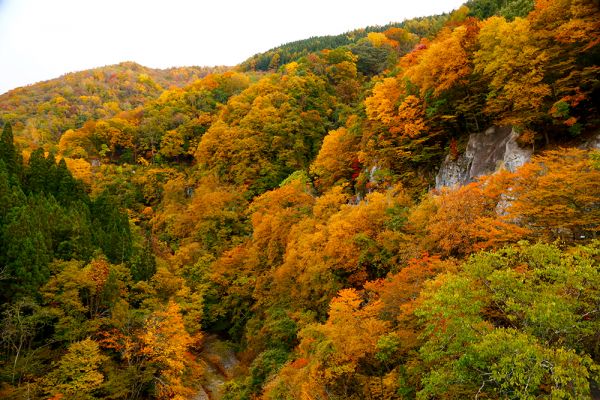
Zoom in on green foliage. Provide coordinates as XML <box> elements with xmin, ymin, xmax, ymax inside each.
<box><xmin>128</xmin><ymin>233</ymin><xmax>157</xmax><ymax>282</ymax></box>
<box><xmin>0</xmin><ymin>123</ymin><xmax>21</xmax><ymax>176</ymax></box>
<box><xmin>279</xmin><ymin>170</ymin><xmax>310</xmax><ymax>188</ymax></box>
<box><xmin>463</xmin><ymin>329</ymin><xmax>595</xmax><ymax>399</ymax></box>
<box><xmin>466</xmin><ymin>0</ymin><xmax>534</xmax><ymax>20</ymax></box>
<box><xmin>352</xmin><ymin>39</ymin><xmax>397</xmax><ymax>75</ymax></box>
<box><xmin>416</xmin><ymin>242</ymin><xmax>600</xmax><ymax>399</ymax></box>
<box><xmin>0</xmin><ymin>134</ymin><xmax>132</xmax><ymax>303</ymax></box>
<box><xmin>90</xmin><ymin>192</ymin><xmax>133</xmax><ymax>264</ymax></box>
<box><xmin>499</xmin><ymin>0</ymin><xmax>535</xmax><ymax>20</ymax></box>
<box><xmin>249</xmin><ymin>349</ymin><xmax>290</xmax><ymax>391</ymax></box>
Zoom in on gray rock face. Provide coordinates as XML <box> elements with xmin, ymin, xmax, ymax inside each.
<box><xmin>435</xmin><ymin>126</ymin><xmax>532</xmax><ymax>189</ymax></box>
<box><xmin>435</xmin><ymin>151</ymin><xmax>472</xmax><ymax>189</ymax></box>
<box><xmin>580</xmin><ymin>132</ymin><xmax>600</xmax><ymax>150</ymax></box>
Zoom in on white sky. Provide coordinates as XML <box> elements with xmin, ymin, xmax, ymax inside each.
<box><xmin>0</xmin><ymin>0</ymin><xmax>465</xmax><ymax>94</ymax></box>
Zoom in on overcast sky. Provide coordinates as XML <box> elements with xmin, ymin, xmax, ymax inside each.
<box><xmin>0</xmin><ymin>0</ymin><xmax>465</xmax><ymax>94</ymax></box>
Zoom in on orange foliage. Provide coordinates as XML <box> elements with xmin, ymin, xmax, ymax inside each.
<box><xmin>87</xmin><ymin>258</ymin><xmax>110</xmax><ymax>291</ymax></box>
<box><xmin>319</xmin><ymin>289</ymin><xmax>389</xmax><ymax>375</ymax></box>
<box><xmin>390</xmin><ymin>95</ymin><xmax>427</xmax><ymax>138</ymax></box>
<box><xmin>403</xmin><ymin>23</ymin><xmax>478</xmax><ymax>97</ymax></box>
<box><xmin>504</xmin><ymin>148</ymin><xmax>600</xmax><ymax>240</ymax></box>
<box><xmin>423</xmin><ymin>148</ymin><xmax>600</xmax><ymax>255</ymax></box>
<box><xmin>365</xmin><ymin>77</ymin><xmax>404</xmax><ymax>126</ymax></box>
<box><xmin>425</xmin><ymin>183</ymin><xmax>496</xmax><ymax>256</ymax></box>
<box><xmin>423</xmin><ymin>174</ymin><xmax>533</xmax><ymax>256</ymax></box>
<box><xmin>249</xmin><ymin>179</ymin><xmax>315</xmax><ymax>268</ymax></box>
<box><xmin>310</xmin><ymin>125</ymin><xmax>360</xmax><ymax>190</ymax></box>
<box><xmin>140</xmin><ymin>301</ymin><xmax>198</xmax><ymax>400</ymax></box>
<box><xmin>58</xmin><ymin>128</ymin><xmax>94</xmax><ymax>158</ymax></box>
<box><xmin>271</xmin><ymin>186</ymin><xmax>415</xmax><ymax>316</ymax></box>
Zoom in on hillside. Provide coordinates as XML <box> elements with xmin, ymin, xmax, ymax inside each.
<box><xmin>239</xmin><ymin>13</ymin><xmax>450</xmax><ymax>73</ymax></box>
<box><xmin>0</xmin><ymin>62</ymin><xmax>229</xmax><ymax>143</ymax></box>
<box><xmin>0</xmin><ymin>0</ymin><xmax>599</xmax><ymax>399</ymax></box>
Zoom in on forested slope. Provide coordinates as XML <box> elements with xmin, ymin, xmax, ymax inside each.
<box><xmin>1</xmin><ymin>0</ymin><xmax>599</xmax><ymax>399</ymax></box>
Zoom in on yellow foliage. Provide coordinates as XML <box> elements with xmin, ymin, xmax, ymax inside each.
<box><xmin>365</xmin><ymin>77</ymin><xmax>404</xmax><ymax>125</ymax></box>
<box><xmin>64</xmin><ymin>157</ymin><xmax>92</xmax><ymax>185</ymax></box>
<box><xmin>310</xmin><ymin>127</ymin><xmax>359</xmax><ymax>190</ymax></box>
<box><xmin>367</xmin><ymin>32</ymin><xmax>393</xmax><ymax>47</ymax></box>
<box><xmin>474</xmin><ymin>16</ymin><xmax>551</xmax><ymax>123</ymax></box>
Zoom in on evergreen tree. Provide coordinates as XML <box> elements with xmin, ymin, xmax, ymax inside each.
<box><xmin>0</xmin><ymin>122</ymin><xmax>21</xmax><ymax>177</ymax></box>
<box><xmin>0</xmin><ymin>162</ymin><xmax>15</xmax><ymax>224</ymax></box>
<box><xmin>129</xmin><ymin>233</ymin><xmax>157</xmax><ymax>281</ymax></box>
<box><xmin>45</xmin><ymin>152</ymin><xmax>58</xmax><ymax>193</ymax></box>
<box><xmin>26</xmin><ymin>148</ymin><xmax>51</xmax><ymax>194</ymax></box>
<box><xmin>2</xmin><ymin>202</ymin><xmax>53</xmax><ymax>299</ymax></box>
<box><xmin>54</xmin><ymin>158</ymin><xmax>88</xmax><ymax>205</ymax></box>
<box><xmin>91</xmin><ymin>192</ymin><xmax>132</xmax><ymax>264</ymax></box>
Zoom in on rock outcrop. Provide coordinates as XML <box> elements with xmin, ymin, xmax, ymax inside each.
<box><xmin>435</xmin><ymin>126</ymin><xmax>532</xmax><ymax>189</ymax></box>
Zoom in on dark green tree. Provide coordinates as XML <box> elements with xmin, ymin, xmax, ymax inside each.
<box><xmin>1</xmin><ymin>201</ymin><xmax>53</xmax><ymax>299</ymax></box>
<box><xmin>129</xmin><ymin>233</ymin><xmax>156</xmax><ymax>281</ymax></box>
<box><xmin>90</xmin><ymin>192</ymin><xmax>132</xmax><ymax>264</ymax></box>
<box><xmin>351</xmin><ymin>40</ymin><xmax>396</xmax><ymax>76</ymax></box>
<box><xmin>26</xmin><ymin>148</ymin><xmax>52</xmax><ymax>194</ymax></box>
<box><xmin>54</xmin><ymin>158</ymin><xmax>88</xmax><ymax>205</ymax></box>
<box><xmin>0</xmin><ymin>123</ymin><xmax>22</xmax><ymax>177</ymax></box>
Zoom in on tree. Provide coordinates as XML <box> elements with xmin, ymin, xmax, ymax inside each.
<box><xmin>503</xmin><ymin>148</ymin><xmax>600</xmax><ymax>241</ymax></box>
<box><xmin>1</xmin><ymin>298</ymin><xmax>45</xmax><ymax>385</ymax></box>
<box><xmin>383</xmin><ymin>27</ymin><xmax>420</xmax><ymax>55</ymax></box>
<box><xmin>268</xmin><ymin>288</ymin><xmax>390</xmax><ymax>399</ymax></box>
<box><xmin>129</xmin><ymin>233</ymin><xmax>157</xmax><ymax>282</ymax></box>
<box><xmin>270</xmin><ymin>186</ymin><xmax>415</xmax><ymax>319</ymax></box>
<box><xmin>159</xmin><ymin>130</ymin><xmax>184</xmax><ymax>160</ymax></box>
<box><xmin>365</xmin><ymin>77</ymin><xmax>405</xmax><ymax>127</ymax></box>
<box><xmin>2</xmin><ymin>201</ymin><xmax>53</xmax><ymax>298</ymax></box>
<box><xmin>91</xmin><ymin>192</ymin><xmax>132</xmax><ymax>264</ymax></box>
<box><xmin>352</xmin><ymin>39</ymin><xmax>396</xmax><ymax>76</ymax></box>
<box><xmin>424</xmin><ymin>183</ymin><xmax>496</xmax><ymax>256</ymax></box>
<box><xmin>415</xmin><ymin>241</ymin><xmax>600</xmax><ymax>399</ymax></box>
<box><xmin>474</xmin><ymin>16</ymin><xmax>552</xmax><ymax>125</ymax></box>
<box><xmin>58</xmin><ymin>128</ymin><xmax>95</xmax><ymax>158</ymax></box>
<box><xmin>140</xmin><ymin>301</ymin><xmax>197</xmax><ymax>399</ymax></box>
<box><xmin>42</xmin><ymin>338</ymin><xmax>107</xmax><ymax>399</ymax></box>
<box><xmin>0</xmin><ymin>122</ymin><xmax>20</xmax><ymax>176</ymax></box>
<box><xmin>310</xmin><ymin>126</ymin><xmax>360</xmax><ymax>190</ymax></box>
<box><xmin>465</xmin><ymin>329</ymin><xmax>595</xmax><ymax>399</ymax></box>
<box><xmin>26</xmin><ymin>148</ymin><xmax>54</xmax><ymax>194</ymax></box>
<box><xmin>403</xmin><ymin>24</ymin><xmax>476</xmax><ymax>97</ymax></box>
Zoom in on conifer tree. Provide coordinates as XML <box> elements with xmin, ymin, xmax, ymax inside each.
<box><xmin>26</xmin><ymin>148</ymin><xmax>50</xmax><ymax>194</ymax></box>
<box><xmin>0</xmin><ymin>123</ymin><xmax>20</xmax><ymax>177</ymax></box>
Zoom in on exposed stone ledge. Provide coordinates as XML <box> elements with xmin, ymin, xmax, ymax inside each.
<box><xmin>435</xmin><ymin>126</ymin><xmax>533</xmax><ymax>189</ymax></box>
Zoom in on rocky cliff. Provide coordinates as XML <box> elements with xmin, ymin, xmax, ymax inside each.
<box><xmin>435</xmin><ymin>126</ymin><xmax>533</xmax><ymax>189</ymax></box>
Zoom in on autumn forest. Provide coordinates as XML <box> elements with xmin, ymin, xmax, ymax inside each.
<box><xmin>1</xmin><ymin>0</ymin><xmax>600</xmax><ymax>398</ymax></box>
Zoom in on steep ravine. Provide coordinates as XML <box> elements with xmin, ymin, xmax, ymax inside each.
<box><xmin>194</xmin><ymin>335</ymin><xmax>240</xmax><ymax>400</ymax></box>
